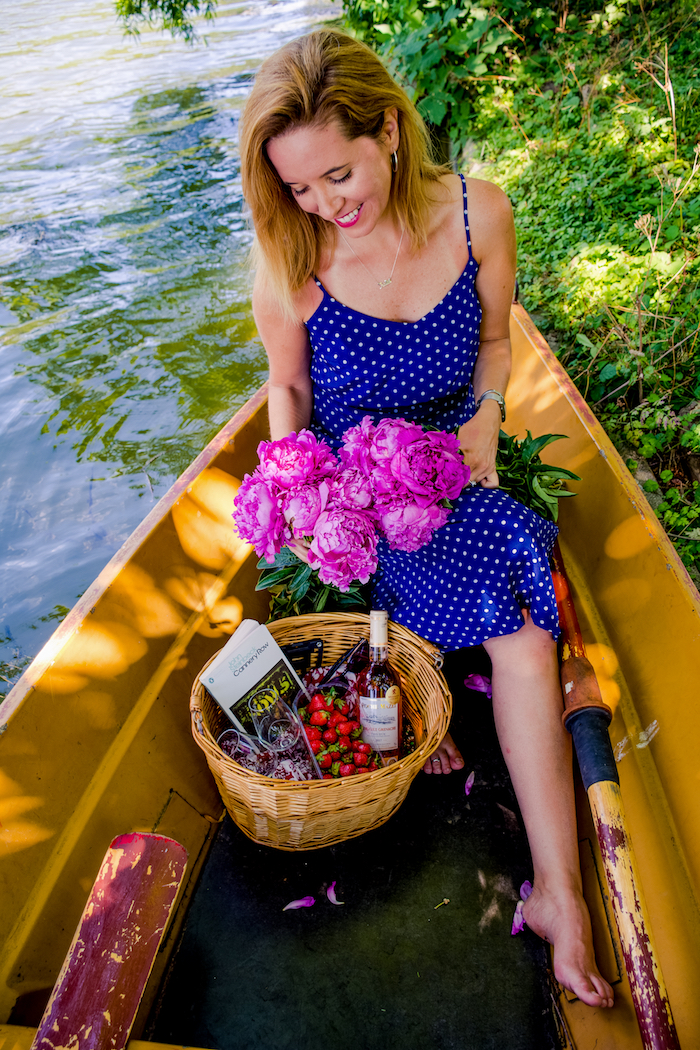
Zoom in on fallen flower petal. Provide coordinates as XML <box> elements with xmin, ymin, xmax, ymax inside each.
<box><xmin>511</xmin><ymin>899</ymin><xmax>526</xmax><ymax>936</ymax></box>
<box><xmin>464</xmin><ymin>770</ymin><xmax>475</xmax><ymax>796</ymax></box>
<box><xmin>326</xmin><ymin>881</ymin><xmax>344</xmax><ymax>905</ymax></box>
<box><xmin>434</xmin><ymin>897</ymin><xmax>450</xmax><ymax>909</ymax></box>
<box><xmin>519</xmin><ymin>879</ymin><xmax>533</xmax><ymax>901</ymax></box>
<box><xmin>283</xmin><ymin>895</ymin><xmax>315</xmax><ymax>911</ymax></box>
<box><xmin>464</xmin><ymin>673</ymin><xmax>492</xmax><ymax>699</ymax></box>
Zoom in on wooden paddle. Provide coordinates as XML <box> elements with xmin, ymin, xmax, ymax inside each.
<box><xmin>551</xmin><ymin>541</ymin><xmax>680</xmax><ymax>1050</ymax></box>
<box><xmin>30</xmin><ymin>832</ymin><xmax>188</xmax><ymax>1050</ymax></box>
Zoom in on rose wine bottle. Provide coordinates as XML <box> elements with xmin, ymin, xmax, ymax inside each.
<box><xmin>356</xmin><ymin>610</ymin><xmax>402</xmax><ymax>764</ymax></box>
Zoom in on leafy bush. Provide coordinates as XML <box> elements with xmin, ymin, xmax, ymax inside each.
<box><xmin>343</xmin><ymin>0</ymin><xmax>700</xmax><ymax>577</ymax></box>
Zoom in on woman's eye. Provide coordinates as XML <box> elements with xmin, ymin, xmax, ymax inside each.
<box><xmin>291</xmin><ymin>186</ymin><xmax>308</xmax><ymax>198</ymax></box>
<box><xmin>330</xmin><ymin>172</ymin><xmax>351</xmax><ymax>185</ymax></box>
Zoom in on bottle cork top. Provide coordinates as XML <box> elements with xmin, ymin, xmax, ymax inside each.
<box><xmin>369</xmin><ymin>609</ymin><xmax>388</xmax><ymax>646</ymax></box>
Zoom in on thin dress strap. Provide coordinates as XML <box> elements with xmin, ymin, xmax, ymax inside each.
<box><xmin>459</xmin><ymin>173</ymin><xmax>474</xmax><ymax>262</ymax></box>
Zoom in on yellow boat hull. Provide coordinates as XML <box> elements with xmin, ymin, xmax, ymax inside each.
<box><xmin>1</xmin><ymin>306</ymin><xmax>698</xmax><ymax>1048</ymax></box>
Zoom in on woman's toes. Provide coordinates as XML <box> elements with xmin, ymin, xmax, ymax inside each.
<box><xmin>422</xmin><ymin>732</ymin><xmax>464</xmax><ymax>774</ymax></box>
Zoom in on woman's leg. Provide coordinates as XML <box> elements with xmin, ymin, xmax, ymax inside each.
<box><xmin>483</xmin><ymin>612</ymin><xmax>614</xmax><ymax>1009</ymax></box>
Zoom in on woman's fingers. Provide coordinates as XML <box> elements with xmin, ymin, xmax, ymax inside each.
<box><xmin>480</xmin><ymin>469</ymin><xmax>500</xmax><ymax>489</ymax></box>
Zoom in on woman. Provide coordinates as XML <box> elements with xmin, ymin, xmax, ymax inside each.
<box><xmin>240</xmin><ymin>28</ymin><xmax>613</xmax><ymax>1010</ymax></box>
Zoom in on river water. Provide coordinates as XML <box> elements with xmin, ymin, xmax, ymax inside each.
<box><xmin>0</xmin><ymin>0</ymin><xmax>339</xmax><ymax>696</ymax></box>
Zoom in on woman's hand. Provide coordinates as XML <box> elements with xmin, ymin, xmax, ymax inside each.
<box><xmin>458</xmin><ymin>403</ymin><xmax>501</xmax><ymax>488</ymax></box>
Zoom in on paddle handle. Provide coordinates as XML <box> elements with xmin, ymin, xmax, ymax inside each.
<box><xmin>551</xmin><ymin>542</ymin><xmax>681</xmax><ymax>1050</ymax></box>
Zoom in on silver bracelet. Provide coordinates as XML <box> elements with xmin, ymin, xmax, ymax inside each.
<box><xmin>475</xmin><ymin>389</ymin><xmax>506</xmax><ymax>423</ymax></box>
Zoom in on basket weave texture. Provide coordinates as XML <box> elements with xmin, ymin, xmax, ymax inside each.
<box><xmin>190</xmin><ymin>612</ymin><xmax>452</xmax><ymax>850</ymax></box>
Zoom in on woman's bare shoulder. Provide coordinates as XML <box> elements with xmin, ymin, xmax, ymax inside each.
<box><xmin>252</xmin><ymin>270</ymin><xmax>321</xmax><ymax>329</ymax></box>
<box><xmin>464</xmin><ymin>176</ymin><xmax>513</xmax><ymax>225</ymax></box>
<box><xmin>463</xmin><ymin>176</ymin><xmax>514</xmax><ymax>262</ymax></box>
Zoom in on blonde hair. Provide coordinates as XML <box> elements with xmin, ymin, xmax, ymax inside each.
<box><xmin>240</xmin><ymin>29</ymin><xmax>447</xmax><ymax>319</ymax></box>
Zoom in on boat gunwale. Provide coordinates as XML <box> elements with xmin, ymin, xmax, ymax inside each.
<box><xmin>0</xmin><ymin>383</ymin><xmax>269</xmax><ymax>729</ymax></box>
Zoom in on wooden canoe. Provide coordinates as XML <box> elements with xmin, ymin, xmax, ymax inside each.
<box><xmin>1</xmin><ymin>304</ymin><xmax>699</xmax><ymax>1050</ymax></box>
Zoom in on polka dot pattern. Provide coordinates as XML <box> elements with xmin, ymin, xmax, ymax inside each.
<box><xmin>305</xmin><ymin>175</ymin><xmax>559</xmax><ymax>651</ymax></box>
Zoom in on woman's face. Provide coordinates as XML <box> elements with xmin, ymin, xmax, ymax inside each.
<box><xmin>266</xmin><ymin>112</ymin><xmax>399</xmax><ymax>237</ymax></box>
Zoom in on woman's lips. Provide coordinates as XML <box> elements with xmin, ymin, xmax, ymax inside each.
<box><xmin>335</xmin><ymin>204</ymin><xmax>362</xmax><ymax>228</ymax></box>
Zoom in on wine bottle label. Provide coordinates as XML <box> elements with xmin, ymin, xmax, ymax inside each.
<box><xmin>360</xmin><ymin>692</ymin><xmax>400</xmax><ymax>751</ymax></box>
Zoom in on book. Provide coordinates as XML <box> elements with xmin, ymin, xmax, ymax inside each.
<box><xmin>199</xmin><ymin>620</ymin><xmax>320</xmax><ymax>778</ymax></box>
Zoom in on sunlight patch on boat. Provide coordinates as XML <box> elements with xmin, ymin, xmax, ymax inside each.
<box><xmin>604</xmin><ymin>514</ymin><xmax>654</xmax><ymax>560</ymax></box>
<box><xmin>584</xmin><ymin>642</ymin><xmax>621</xmax><ymax>712</ymax></box>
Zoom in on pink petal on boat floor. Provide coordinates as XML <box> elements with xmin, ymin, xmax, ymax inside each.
<box><xmin>326</xmin><ymin>881</ymin><xmax>344</xmax><ymax>905</ymax></box>
<box><xmin>282</xmin><ymin>895</ymin><xmax>315</xmax><ymax>911</ymax></box>
<box><xmin>511</xmin><ymin>899</ymin><xmax>526</xmax><ymax>936</ymax></box>
<box><xmin>464</xmin><ymin>770</ymin><xmax>475</xmax><ymax>796</ymax></box>
<box><xmin>464</xmin><ymin>673</ymin><xmax>492</xmax><ymax>699</ymax></box>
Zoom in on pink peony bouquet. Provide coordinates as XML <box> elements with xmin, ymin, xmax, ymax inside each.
<box><xmin>233</xmin><ymin>416</ymin><xmax>470</xmax><ymax>593</ymax></box>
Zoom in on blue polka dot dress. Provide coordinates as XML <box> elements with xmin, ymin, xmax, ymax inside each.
<box><xmin>306</xmin><ymin>174</ymin><xmax>559</xmax><ymax>651</ymax></box>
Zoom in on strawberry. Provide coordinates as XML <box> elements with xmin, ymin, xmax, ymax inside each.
<box><xmin>322</xmin><ymin>728</ymin><xmax>338</xmax><ymax>744</ymax></box>
<box><xmin>338</xmin><ymin>701</ymin><xmax>350</xmax><ymax>715</ymax></box>
<box><xmin>308</xmin><ymin>696</ymin><xmax>328</xmax><ymax>713</ymax></box>
<box><xmin>353</xmin><ymin>752</ymin><xmax>369</xmax><ymax>767</ymax></box>
<box><xmin>309</xmin><ymin>709</ymin><xmax>330</xmax><ymax>726</ymax></box>
<box><xmin>328</xmin><ymin>711</ymin><xmax>345</xmax><ymax>728</ymax></box>
<box><xmin>310</xmin><ymin>740</ymin><xmax>324</xmax><ymax>755</ymax></box>
<box><xmin>338</xmin><ymin>735</ymin><xmax>351</xmax><ymax>751</ymax></box>
<box><xmin>297</xmin><ymin>707</ymin><xmax>308</xmax><ymax>723</ymax></box>
<box><xmin>312</xmin><ymin>691</ymin><xmax>333</xmax><ymax>708</ymax></box>
<box><xmin>304</xmin><ymin>726</ymin><xmax>322</xmax><ymax>742</ymax></box>
<box><xmin>339</xmin><ymin>763</ymin><xmax>356</xmax><ymax>777</ymax></box>
<box><xmin>337</xmin><ymin>721</ymin><xmax>354</xmax><ymax>737</ymax></box>
<box><xmin>340</xmin><ymin>751</ymin><xmax>353</xmax><ymax>764</ymax></box>
<box><xmin>322</xmin><ymin>772</ymin><xmax>334</xmax><ymax>780</ymax></box>
<box><xmin>356</xmin><ymin>742</ymin><xmax>372</xmax><ymax>754</ymax></box>
<box><xmin>318</xmin><ymin>753</ymin><xmax>332</xmax><ymax>769</ymax></box>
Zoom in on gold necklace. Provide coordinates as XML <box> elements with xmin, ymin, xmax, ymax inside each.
<box><xmin>338</xmin><ymin>227</ymin><xmax>405</xmax><ymax>289</ymax></box>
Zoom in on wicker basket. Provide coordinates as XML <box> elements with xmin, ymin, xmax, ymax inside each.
<box><xmin>189</xmin><ymin>612</ymin><xmax>452</xmax><ymax>850</ymax></box>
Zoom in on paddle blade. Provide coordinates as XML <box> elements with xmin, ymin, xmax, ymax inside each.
<box><xmin>31</xmin><ymin>832</ymin><xmax>188</xmax><ymax>1050</ymax></box>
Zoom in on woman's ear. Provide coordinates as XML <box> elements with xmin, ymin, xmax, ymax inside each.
<box><xmin>383</xmin><ymin>107</ymin><xmax>400</xmax><ymax>152</ymax></box>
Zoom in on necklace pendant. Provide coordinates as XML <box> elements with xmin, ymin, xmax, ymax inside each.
<box><xmin>378</xmin><ymin>277</ymin><xmax>392</xmax><ymax>289</ymax></box>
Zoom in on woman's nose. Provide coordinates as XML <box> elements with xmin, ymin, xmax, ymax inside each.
<box><xmin>316</xmin><ymin>186</ymin><xmax>343</xmax><ymax>220</ymax></box>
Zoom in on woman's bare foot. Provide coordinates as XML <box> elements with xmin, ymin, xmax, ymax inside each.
<box><xmin>423</xmin><ymin>732</ymin><xmax>465</xmax><ymax>774</ymax></box>
<box><xmin>523</xmin><ymin>883</ymin><xmax>614</xmax><ymax>1008</ymax></box>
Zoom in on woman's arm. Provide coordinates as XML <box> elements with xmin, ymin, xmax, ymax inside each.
<box><xmin>252</xmin><ymin>276</ymin><xmax>314</xmax><ymax>441</ymax></box>
<box><xmin>458</xmin><ymin>179</ymin><xmax>516</xmax><ymax>487</ymax></box>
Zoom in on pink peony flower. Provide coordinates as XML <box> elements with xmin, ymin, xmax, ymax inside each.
<box><xmin>391</xmin><ymin>430</ymin><xmax>469</xmax><ymax>505</ymax></box>
<box><xmin>308</xmin><ymin>507</ymin><xmax>378</xmax><ymax>591</ymax></box>
<box><xmin>370</xmin><ymin>416</ymin><xmax>424</xmax><ymax>466</ymax></box>
<box><xmin>339</xmin><ymin>415</ymin><xmax>377</xmax><ymax>473</ymax></box>
<box><xmin>233</xmin><ymin>473</ymin><xmax>288</xmax><ymax>561</ymax></box>
<box><xmin>258</xmin><ymin>429</ymin><xmax>337</xmax><ymax>491</ymax></box>
<box><xmin>327</xmin><ymin>466</ymin><xmax>375</xmax><ymax>513</ymax></box>
<box><xmin>377</xmin><ymin>498</ymin><xmax>450</xmax><ymax>552</ymax></box>
<box><xmin>282</xmin><ymin>480</ymin><xmax>330</xmax><ymax>539</ymax></box>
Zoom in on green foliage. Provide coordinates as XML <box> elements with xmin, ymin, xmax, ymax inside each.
<box><xmin>256</xmin><ymin>548</ymin><xmax>370</xmax><ymax>621</ymax></box>
<box><xmin>116</xmin><ymin>0</ymin><xmax>217</xmax><ymax>42</ymax></box>
<box><xmin>342</xmin><ymin>0</ymin><xmax>700</xmax><ymax>575</ymax></box>
<box><xmin>496</xmin><ymin>430</ymin><xmax>580</xmax><ymax>522</ymax></box>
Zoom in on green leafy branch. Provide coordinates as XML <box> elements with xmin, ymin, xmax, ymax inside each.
<box><xmin>256</xmin><ymin>547</ymin><xmax>369</xmax><ymax>622</ymax></box>
<box><xmin>496</xmin><ymin>430</ymin><xmax>580</xmax><ymax>523</ymax></box>
<box><xmin>115</xmin><ymin>0</ymin><xmax>217</xmax><ymax>42</ymax></box>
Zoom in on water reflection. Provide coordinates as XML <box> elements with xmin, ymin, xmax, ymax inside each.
<box><xmin>0</xmin><ymin>0</ymin><xmax>339</xmax><ymax>695</ymax></box>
